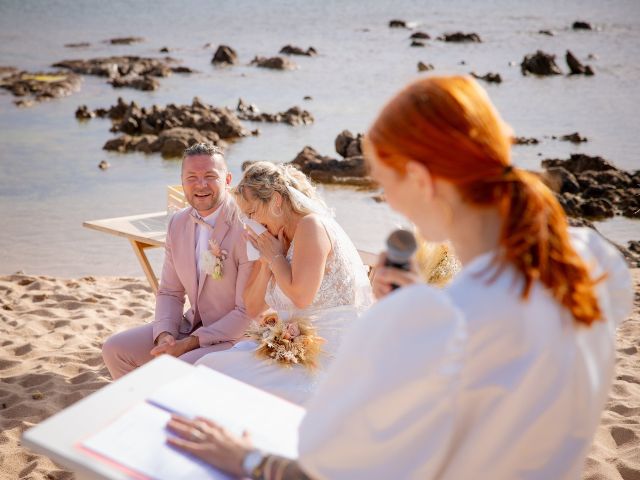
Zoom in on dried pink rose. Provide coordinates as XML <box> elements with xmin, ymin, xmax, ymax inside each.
<box><xmin>283</xmin><ymin>322</ymin><xmax>301</xmax><ymax>340</ymax></box>
<box><xmin>209</xmin><ymin>239</ymin><xmax>222</xmax><ymax>257</ymax></box>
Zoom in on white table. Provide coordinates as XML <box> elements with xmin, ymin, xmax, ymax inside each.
<box><xmin>83</xmin><ymin>211</ymin><xmax>169</xmax><ymax>294</ymax></box>
<box><xmin>22</xmin><ymin>356</ymin><xmax>193</xmax><ymax>480</ymax></box>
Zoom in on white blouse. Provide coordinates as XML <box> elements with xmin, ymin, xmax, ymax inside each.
<box><xmin>298</xmin><ymin>228</ymin><xmax>632</xmax><ymax>480</ymax></box>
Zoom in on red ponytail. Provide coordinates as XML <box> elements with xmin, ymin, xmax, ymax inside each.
<box><xmin>368</xmin><ymin>76</ymin><xmax>602</xmax><ymax>325</ymax></box>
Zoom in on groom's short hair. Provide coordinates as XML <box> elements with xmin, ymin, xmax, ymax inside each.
<box><xmin>182</xmin><ymin>143</ymin><xmax>226</xmax><ymax>170</ymax></box>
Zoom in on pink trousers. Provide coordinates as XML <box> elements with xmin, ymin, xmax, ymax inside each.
<box><xmin>101</xmin><ymin>323</ymin><xmax>232</xmax><ymax>379</ymax></box>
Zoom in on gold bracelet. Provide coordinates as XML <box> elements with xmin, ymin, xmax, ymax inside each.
<box><xmin>273</xmin><ymin>457</ymin><xmax>288</xmax><ymax>480</ymax></box>
<box><xmin>250</xmin><ymin>455</ymin><xmax>269</xmax><ymax>480</ymax></box>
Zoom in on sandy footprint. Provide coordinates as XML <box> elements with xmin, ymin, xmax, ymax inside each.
<box><xmin>610</xmin><ymin>425</ymin><xmax>638</xmax><ymax>448</ymax></box>
<box><xmin>0</xmin><ymin>358</ymin><xmax>20</xmax><ymax>370</ymax></box>
<box><xmin>13</xmin><ymin>343</ymin><xmax>32</xmax><ymax>356</ymax></box>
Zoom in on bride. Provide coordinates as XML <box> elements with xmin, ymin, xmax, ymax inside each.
<box><xmin>195</xmin><ymin>161</ymin><xmax>372</xmax><ymax>405</ymax></box>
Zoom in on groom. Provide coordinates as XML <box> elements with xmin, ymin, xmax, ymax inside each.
<box><xmin>102</xmin><ymin>143</ymin><xmax>254</xmax><ymax>379</ymax></box>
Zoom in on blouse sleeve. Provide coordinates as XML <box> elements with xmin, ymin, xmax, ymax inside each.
<box><xmin>297</xmin><ymin>285</ymin><xmax>467</xmax><ymax>480</ymax></box>
<box><xmin>571</xmin><ymin>227</ymin><xmax>633</xmax><ymax>327</ymax></box>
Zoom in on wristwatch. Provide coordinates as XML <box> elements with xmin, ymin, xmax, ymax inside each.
<box><xmin>242</xmin><ymin>449</ymin><xmax>265</xmax><ymax>478</ymax></box>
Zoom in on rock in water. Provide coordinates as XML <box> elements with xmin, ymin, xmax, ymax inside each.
<box><xmin>410</xmin><ymin>31</ymin><xmax>431</xmax><ymax>40</ymax></box>
<box><xmin>279</xmin><ymin>45</ymin><xmax>317</xmax><ymax>56</ymax></box>
<box><xmin>107</xmin><ymin>36</ymin><xmax>144</xmax><ymax>45</ymax></box>
<box><xmin>520</xmin><ymin>50</ymin><xmax>562</xmax><ymax>76</ymax></box>
<box><xmin>389</xmin><ymin>19</ymin><xmax>408</xmax><ymax>28</ymax></box>
<box><xmin>212</xmin><ymin>45</ymin><xmax>238</xmax><ymax>65</ymax></box>
<box><xmin>572</xmin><ymin>21</ymin><xmax>593</xmax><ymax>30</ymax></box>
<box><xmin>471</xmin><ymin>72</ymin><xmax>502</xmax><ymax>83</ymax></box>
<box><xmin>566</xmin><ymin>50</ymin><xmax>594</xmax><ymax>75</ymax></box>
<box><xmin>437</xmin><ymin>32</ymin><xmax>482</xmax><ymax>43</ymax></box>
<box><xmin>417</xmin><ymin>62</ymin><xmax>434</xmax><ymax>72</ymax></box>
<box><xmin>250</xmin><ymin>56</ymin><xmax>296</xmax><ymax>70</ymax></box>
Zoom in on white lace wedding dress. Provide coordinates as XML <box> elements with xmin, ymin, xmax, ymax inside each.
<box><xmin>195</xmin><ymin>216</ymin><xmax>373</xmax><ymax>405</ymax></box>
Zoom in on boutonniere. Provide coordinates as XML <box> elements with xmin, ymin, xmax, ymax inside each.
<box><xmin>201</xmin><ymin>238</ymin><xmax>228</xmax><ymax>280</ymax></box>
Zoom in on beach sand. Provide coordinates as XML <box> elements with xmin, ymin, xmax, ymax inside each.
<box><xmin>0</xmin><ymin>271</ymin><xmax>638</xmax><ymax>479</ymax></box>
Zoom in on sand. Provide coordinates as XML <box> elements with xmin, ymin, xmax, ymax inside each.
<box><xmin>0</xmin><ymin>271</ymin><xmax>638</xmax><ymax>479</ymax></box>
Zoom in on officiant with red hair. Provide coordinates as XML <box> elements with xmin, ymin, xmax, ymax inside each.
<box><xmin>166</xmin><ymin>76</ymin><xmax>632</xmax><ymax>480</ymax></box>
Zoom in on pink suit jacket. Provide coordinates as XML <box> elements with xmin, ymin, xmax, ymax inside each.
<box><xmin>152</xmin><ymin>199</ymin><xmax>254</xmax><ymax>346</ymax></box>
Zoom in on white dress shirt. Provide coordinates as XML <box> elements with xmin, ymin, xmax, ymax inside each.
<box><xmin>298</xmin><ymin>227</ymin><xmax>632</xmax><ymax>480</ymax></box>
<box><xmin>194</xmin><ymin>209</ymin><xmax>220</xmax><ymax>282</ymax></box>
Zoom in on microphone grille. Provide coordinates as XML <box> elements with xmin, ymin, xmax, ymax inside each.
<box><xmin>386</xmin><ymin>229</ymin><xmax>417</xmax><ymax>264</ymax></box>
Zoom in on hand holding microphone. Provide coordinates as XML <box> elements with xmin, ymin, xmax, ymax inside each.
<box><xmin>372</xmin><ymin>229</ymin><xmax>421</xmax><ymax>299</ymax></box>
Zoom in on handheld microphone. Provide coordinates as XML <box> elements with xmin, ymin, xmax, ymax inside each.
<box><xmin>384</xmin><ymin>229</ymin><xmax>418</xmax><ymax>290</ymax></box>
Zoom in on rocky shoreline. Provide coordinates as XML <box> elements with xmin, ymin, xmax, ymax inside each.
<box><xmin>0</xmin><ymin>69</ymin><xmax>82</xmax><ymax>106</ymax></box>
<box><xmin>2</xmin><ymin>23</ymin><xmax>636</xmax><ymax>261</ymax></box>
<box><xmin>250</xmin><ymin>130</ymin><xmax>640</xmax><ymax>265</ymax></box>
<box><xmin>76</xmin><ymin>97</ymin><xmax>314</xmax><ymax>157</ymax></box>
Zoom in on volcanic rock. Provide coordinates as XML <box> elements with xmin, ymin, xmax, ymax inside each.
<box><xmin>572</xmin><ymin>21</ymin><xmax>593</xmax><ymax>30</ymax></box>
<box><xmin>0</xmin><ymin>70</ymin><xmax>82</xmax><ymax>104</ymax></box>
<box><xmin>471</xmin><ymin>71</ymin><xmax>502</xmax><ymax>83</ymax></box>
<box><xmin>65</xmin><ymin>42</ymin><xmax>90</xmax><ymax>48</ymax></box>
<box><xmin>236</xmin><ymin>99</ymin><xmax>313</xmax><ymax>126</ymax></box>
<box><xmin>286</xmin><ymin>131</ymin><xmax>375</xmax><ymax>188</ymax></box>
<box><xmin>75</xmin><ymin>105</ymin><xmax>95</xmax><ymax>119</ymax></box>
<box><xmin>389</xmin><ymin>20</ymin><xmax>408</xmax><ymax>28</ymax></box>
<box><xmin>212</xmin><ymin>45</ymin><xmax>238</xmax><ymax>65</ymax></box>
<box><xmin>566</xmin><ymin>50</ymin><xmax>594</xmax><ymax>75</ymax></box>
<box><xmin>250</xmin><ymin>56</ymin><xmax>296</xmax><ymax>70</ymax></box>
<box><xmin>514</xmin><ymin>136</ymin><xmax>539</xmax><ymax>145</ymax></box>
<box><xmin>438</xmin><ymin>32</ymin><xmax>482</xmax><ymax>43</ymax></box>
<box><xmin>91</xmin><ymin>97</ymin><xmax>248</xmax><ymax>157</ymax></box>
<box><xmin>107</xmin><ymin>37</ymin><xmax>144</xmax><ymax>45</ymax></box>
<box><xmin>521</xmin><ymin>50</ymin><xmax>562</xmax><ymax>76</ymax></box>
<box><xmin>559</xmin><ymin>132</ymin><xmax>588</xmax><ymax>143</ymax></box>
<box><xmin>279</xmin><ymin>45</ymin><xmax>317</xmax><ymax>56</ymax></box>
<box><xmin>542</xmin><ymin>154</ymin><xmax>639</xmax><ymax>220</ymax></box>
<box><xmin>410</xmin><ymin>31</ymin><xmax>431</xmax><ymax>40</ymax></box>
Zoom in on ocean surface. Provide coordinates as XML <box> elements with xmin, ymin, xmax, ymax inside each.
<box><xmin>0</xmin><ymin>0</ymin><xmax>639</xmax><ymax>277</ymax></box>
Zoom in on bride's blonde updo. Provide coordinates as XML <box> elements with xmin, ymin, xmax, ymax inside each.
<box><xmin>234</xmin><ymin>161</ymin><xmax>328</xmax><ymax>216</ymax></box>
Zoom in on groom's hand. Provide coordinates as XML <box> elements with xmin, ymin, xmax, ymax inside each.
<box><xmin>150</xmin><ymin>333</ymin><xmax>178</xmax><ymax>357</ymax></box>
<box><xmin>151</xmin><ymin>334</ymin><xmax>199</xmax><ymax>357</ymax></box>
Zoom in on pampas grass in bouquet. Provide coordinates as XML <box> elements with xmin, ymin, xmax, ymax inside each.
<box><xmin>245</xmin><ymin>312</ymin><xmax>325</xmax><ymax>369</ymax></box>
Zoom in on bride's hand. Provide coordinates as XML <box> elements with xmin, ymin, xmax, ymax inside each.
<box><xmin>372</xmin><ymin>252</ymin><xmax>422</xmax><ymax>299</ymax></box>
<box><xmin>166</xmin><ymin>415</ymin><xmax>253</xmax><ymax>477</ymax></box>
<box><xmin>247</xmin><ymin>227</ymin><xmax>286</xmax><ymax>265</ymax></box>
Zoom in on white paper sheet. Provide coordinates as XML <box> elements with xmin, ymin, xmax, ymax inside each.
<box><xmin>148</xmin><ymin>366</ymin><xmax>305</xmax><ymax>459</ymax></box>
<box><xmin>82</xmin><ymin>367</ymin><xmax>305</xmax><ymax>479</ymax></box>
<box><xmin>82</xmin><ymin>402</ymin><xmax>232</xmax><ymax>480</ymax></box>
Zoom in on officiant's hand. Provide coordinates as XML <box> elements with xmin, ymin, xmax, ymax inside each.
<box><xmin>167</xmin><ymin>415</ymin><xmax>252</xmax><ymax>477</ymax></box>
<box><xmin>246</xmin><ymin>226</ymin><xmax>286</xmax><ymax>265</ymax></box>
<box><xmin>372</xmin><ymin>252</ymin><xmax>422</xmax><ymax>299</ymax></box>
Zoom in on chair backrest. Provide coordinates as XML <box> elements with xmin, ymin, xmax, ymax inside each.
<box><xmin>357</xmin><ymin>250</ymin><xmax>378</xmax><ymax>282</ymax></box>
<box><xmin>167</xmin><ymin>185</ymin><xmax>188</xmax><ymax>214</ymax></box>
